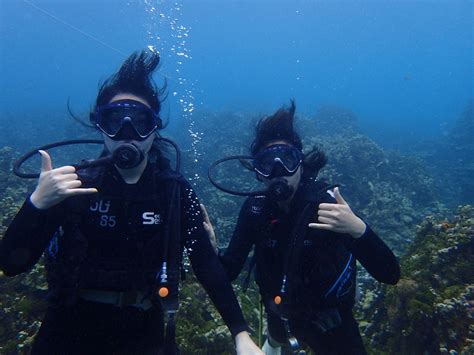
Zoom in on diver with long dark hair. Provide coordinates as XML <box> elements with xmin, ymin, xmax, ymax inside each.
<box><xmin>0</xmin><ymin>50</ymin><xmax>263</xmax><ymax>354</ymax></box>
<box><xmin>204</xmin><ymin>101</ymin><xmax>400</xmax><ymax>354</ymax></box>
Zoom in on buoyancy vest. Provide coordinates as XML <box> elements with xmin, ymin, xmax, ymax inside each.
<box><xmin>252</xmin><ymin>181</ymin><xmax>356</xmax><ymax>319</ymax></box>
<box><xmin>45</xmin><ymin>158</ymin><xmax>184</xmax><ymax>306</ymax></box>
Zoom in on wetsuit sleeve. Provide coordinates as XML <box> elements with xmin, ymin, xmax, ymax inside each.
<box><xmin>180</xmin><ymin>182</ymin><xmax>249</xmax><ymax>337</ymax></box>
<box><xmin>0</xmin><ymin>196</ymin><xmax>64</xmax><ymax>276</ymax></box>
<box><xmin>219</xmin><ymin>198</ymin><xmax>257</xmax><ymax>281</ymax></box>
<box><xmin>348</xmin><ymin>224</ymin><xmax>400</xmax><ymax>285</ymax></box>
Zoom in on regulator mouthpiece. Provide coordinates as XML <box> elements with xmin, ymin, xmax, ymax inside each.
<box><xmin>112</xmin><ymin>143</ymin><xmax>144</xmax><ymax>169</ymax></box>
<box><xmin>267</xmin><ymin>178</ymin><xmax>294</xmax><ymax>202</ymax></box>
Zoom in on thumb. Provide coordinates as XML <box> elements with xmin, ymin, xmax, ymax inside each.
<box><xmin>38</xmin><ymin>150</ymin><xmax>53</xmax><ymax>172</ymax></box>
<box><xmin>334</xmin><ymin>187</ymin><xmax>347</xmax><ymax>205</ymax></box>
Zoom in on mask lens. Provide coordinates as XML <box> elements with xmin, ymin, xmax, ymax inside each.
<box><xmin>99</xmin><ymin>108</ymin><xmax>124</xmax><ymax>136</ymax></box>
<box><xmin>130</xmin><ymin>108</ymin><xmax>156</xmax><ymax>137</ymax></box>
<box><xmin>257</xmin><ymin>154</ymin><xmax>278</xmax><ymax>176</ymax></box>
<box><xmin>96</xmin><ymin>101</ymin><xmax>157</xmax><ymax>138</ymax></box>
<box><xmin>254</xmin><ymin>145</ymin><xmax>302</xmax><ymax>177</ymax></box>
<box><xmin>280</xmin><ymin>146</ymin><xmax>301</xmax><ymax>171</ymax></box>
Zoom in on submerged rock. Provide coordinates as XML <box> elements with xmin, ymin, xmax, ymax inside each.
<box><xmin>357</xmin><ymin>205</ymin><xmax>474</xmax><ymax>354</ymax></box>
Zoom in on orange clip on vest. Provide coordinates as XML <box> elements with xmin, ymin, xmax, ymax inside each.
<box><xmin>158</xmin><ymin>287</ymin><xmax>169</xmax><ymax>298</ymax></box>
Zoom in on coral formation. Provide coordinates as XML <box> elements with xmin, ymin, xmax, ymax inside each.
<box><xmin>407</xmin><ymin>100</ymin><xmax>474</xmax><ymax>207</ymax></box>
<box><xmin>357</xmin><ymin>205</ymin><xmax>474</xmax><ymax>354</ymax></box>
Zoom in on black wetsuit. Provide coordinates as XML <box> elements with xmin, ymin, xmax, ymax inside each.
<box><xmin>0</xmin><ymin>161</ymin><xmax>248</xmax><ymax>354</ymax></box>
<box><xmin>220</xmin><ymin>180</ymin><xmax>400</xmax><ymax>354</ymax></box>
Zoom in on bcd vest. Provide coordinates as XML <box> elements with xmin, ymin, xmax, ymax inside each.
<box><xmin>253</xmin><ymin>181</ymin><xmax>356</xmax><ymax>319</ymax></box>
<box><xmin>45</xmin><ymin>160</ymin><xmax>183</xmax><ymax>307</ymax></box>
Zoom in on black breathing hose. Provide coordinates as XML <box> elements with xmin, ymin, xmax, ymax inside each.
<box><xmin>207</xmin><ymin>155</ymin><xmax>267</xmax><ymax>197</ymax></box>
<box><xmin>13</xmin><ymin>139</ymin><xmax>104</xmax><ymax>179</ymax></box>
<box><xmin>13</xmin><ymin>137</ymin><xmax>182</xmax><ymax>179</ymax></box>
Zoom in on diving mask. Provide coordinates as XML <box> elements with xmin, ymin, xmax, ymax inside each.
<box><xmin>93</xmin><ymin>100</ymin><xmax>162</xmax><ymax>140</ymax></box>
<box><xmin>253</xmin><ymin>144</ymin><xmax>303</xmax><ymax>179</ymax></box>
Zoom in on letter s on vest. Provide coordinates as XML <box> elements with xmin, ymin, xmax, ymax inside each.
<box><xmin>142</xmin><ymin>212</ymin><xmax>162</xmax><ymax>225</ymax></box>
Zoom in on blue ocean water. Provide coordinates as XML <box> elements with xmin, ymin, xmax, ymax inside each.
<box><xmin>0</xmin><ymin>0</ymin><xmax>472</xmax><ymax>150</ymax></box>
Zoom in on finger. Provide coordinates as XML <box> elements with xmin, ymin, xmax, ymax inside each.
<box><xmin>334</xmin><ymin>187</ymin><xmax>348</xmax><ymax>205</ymax></box>
<box><xmin>65</xmin><ymin>188</ymin><xmax>98</xmax><ymax>196</ymax></box>
<box><xmin>308</xmin><ymin>223</ymin><xmax>335</xmax><ymax>230</ymax></box>
<box><xmin>200</xmin><ymin>203</ymin><xmax>211</xmax><ymax>224</ymax></box>
<box><xmin>317</xmin><ymin>209</ymin><xmax>337</xmax><ymax>218</ymax></box>
<box><xmin>53</xmin><ymin>166</ymin><xmax>77</xmax><ymax>175</ymax></box>
<box><xmin>64</xmin><ymin>180</ymin><xmax>82</xmax><ymax>189</ymax></box>
<box><xmin>317</xmin><ymin>216</ymin><xmax>336</xmax><ymax>224</ymax></box>
<box><xmin>319</xmin><ymin>203</ymin><xmax>338</xmax><ymax>211</ymax></box>
<box><xmin>57</xmin><ymin>173</ymin><xmax>79</xmax><ymax>181</ymax></box>
<box><xmin>38</xmin><ymin>150</ymin><xmax>53</xmax><ymax>172</ymax></box>
<box><xmin>202</xmin><ymin>221</ymin><xmax>214</xmax><ymax>235</ymax></box>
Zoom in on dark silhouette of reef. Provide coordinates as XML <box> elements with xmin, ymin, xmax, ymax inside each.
<box><xmin>407</xmin><ymin>100</ymin><xmax>474</xmax><ymax>207</ymax></box>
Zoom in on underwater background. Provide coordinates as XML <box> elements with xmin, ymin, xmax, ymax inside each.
<box><xmin>0</xmin><ymin>0</ymin><xmax>473</xmax><ymax>354</ymax></box>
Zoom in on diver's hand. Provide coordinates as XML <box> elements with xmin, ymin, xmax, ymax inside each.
<box><xmin>30</xmin><ymin>150</ymin><xmax>98</xmax><ymax>210</ymax></box>
<box><xmin>262</xmin><ymin>338</ymin><xmax>282</xmax><ymax>355</ymax></box>
<box><xmin>308</xmin><ymin>187</ymin><xmax>366</xmax><ymax>238</ymax></box>
<box><xmin>200</xmin><ymin>203</ymin><xmax>218</xmax><ymax>254</ymax></box>
<box><xmin>235</xmin><ymin>331</ymin><xmax>264</xmax><ymax>355</ymax></box>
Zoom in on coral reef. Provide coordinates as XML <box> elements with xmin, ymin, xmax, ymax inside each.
<box><xmin>308</xmin><ymin>131</ymin><xmax>440</xmax><ymax>255</ymax></box>
<box><xmin>357</xmin><ymin>205</ymin><xmax>474</xmax><ymax>354</ymax></box>
<box><xmin>177</xmin><ymin>275</ymin><xmax>262</xmax><ymax>354</ymax></box>
<box><xmin>0</xmin><ymin>263</ymin><xmax>47</xmax><ymax>354</ymax></box>
<box><xmin>0</xmin><ymin>147</ymin><xmax>33</xmax><ymax>236</ymax></box>
<box><xmin>407</xmin><ymin>100</ymin><xmax>474</xmax><ymax>207</ymax></box>
<box><xmin>0</xmin><ymin>147</ymin><xmax>44</xmax><ymax>354</ymax></box>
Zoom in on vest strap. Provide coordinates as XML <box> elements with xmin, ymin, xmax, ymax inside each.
<box><xmin>78</xmin><ymin>289</ymin><xmax>153</xmax><ymax>310</ymax></box>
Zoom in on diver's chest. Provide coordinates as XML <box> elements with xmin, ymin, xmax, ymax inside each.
<box><xmin>258</xmin><ymin>216</ymin><xmax>345</xmax><ymax>264</ymax></box>
<box><xmin>80</xmin><ymin>195</ymin><xmax>166</xmax><ymax>239</ymax></box>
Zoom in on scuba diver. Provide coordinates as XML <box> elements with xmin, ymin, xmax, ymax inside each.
<box><xmin>204</xmin><ymin>101</ymin><xmax>401</xmax><ymax>354</ymax></box>
<box><xmin>0</xmin><ymin>50</ymin><xmax>263</xmax><ymax>354</ymax></box>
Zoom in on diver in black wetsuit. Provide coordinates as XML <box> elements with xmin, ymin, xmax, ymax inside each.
<box><xmin>203</xmin><ymin>101</ymin><xmax>400</xmax><ymax>354</ymax></box>
<box><xmin>0</xmin><ymin>50</ymin><xmax>263</xmax><ymax>355</ymax></box>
